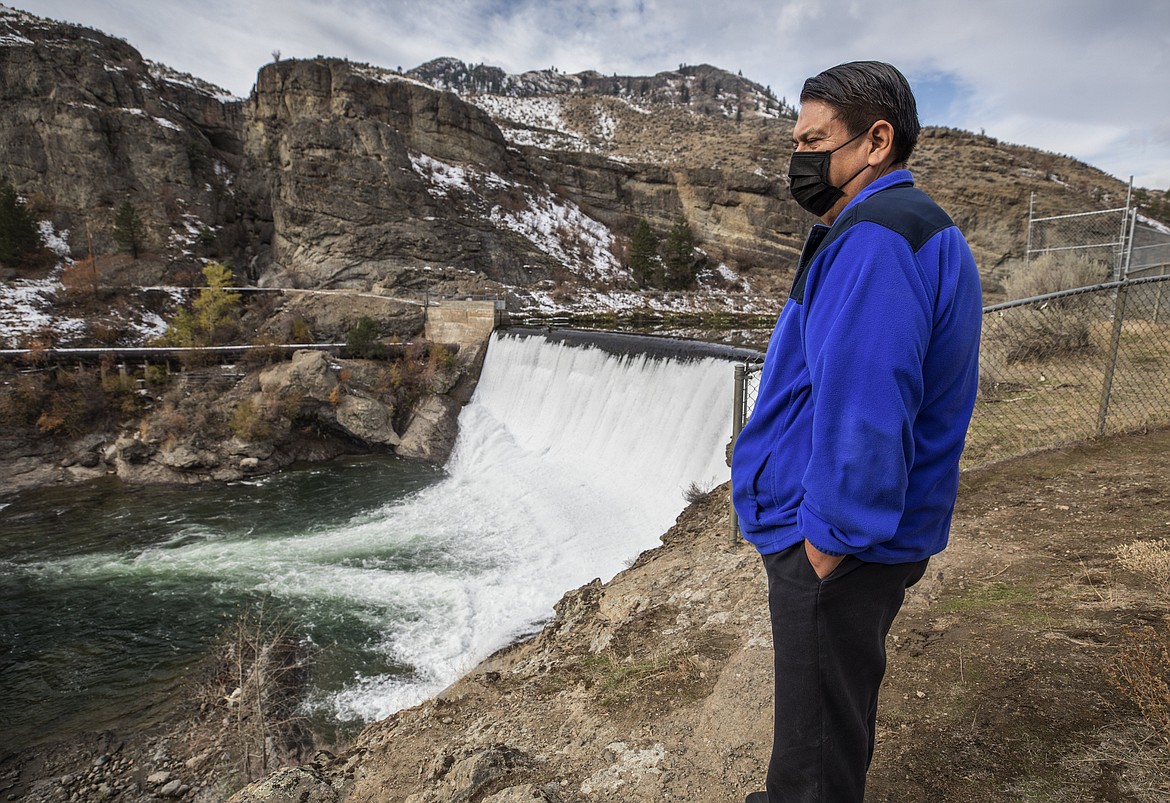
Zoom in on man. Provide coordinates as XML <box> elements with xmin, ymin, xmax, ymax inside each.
<box><xmin>732</xmin><ymin>61</ymin><xmax>982</xmax><ymax>802</ymax></box>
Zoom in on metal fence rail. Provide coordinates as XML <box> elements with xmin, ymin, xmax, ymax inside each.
<box><xmin>1026</xmin><ymin>205</ymin><xmax>1128</xmax><ymax>273</ymax></box>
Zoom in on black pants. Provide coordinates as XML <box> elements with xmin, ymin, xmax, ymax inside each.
<box><xmin>763</xmin><ymin>544</ymin><xmax>928</xmax><ymax>803</ymax></box>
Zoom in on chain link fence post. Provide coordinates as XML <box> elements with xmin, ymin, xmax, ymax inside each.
<box><xmin>729</xmin><ymin>361</ymin><xmax>762</xmax><ymax>544</ymax></box>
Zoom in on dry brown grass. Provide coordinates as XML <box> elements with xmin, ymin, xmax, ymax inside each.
<box><xmin>1110</xmin><ymin>539</ymin><xmax>1170</xmax><ymax>750</ymax></box>
<box><xmin>964</xmin><ymin>302</ymin><xmax>1170</xmax><ymax>469</ymax></box>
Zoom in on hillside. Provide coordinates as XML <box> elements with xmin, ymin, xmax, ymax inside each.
<box><xmin>222</xmin><ymin>428</ymin><xmax>1170</xmax><ymax>803</ymax></box>
<box><xmin>0</xmin><ymin>3</ymin><xmax>1154</xmax><ymax>352</ymax></box>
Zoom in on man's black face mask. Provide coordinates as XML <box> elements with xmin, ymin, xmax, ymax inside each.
<box><xmin>787</xmin><ymin>129</ymin><xmax>869</xmax><ymax>217</ymax></box>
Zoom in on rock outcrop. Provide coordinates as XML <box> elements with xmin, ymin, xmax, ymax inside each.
<box><xmin>0</xmin><ymin>6</ymin><xmax>246</xmax><ymax>280</ymax></box>
<box><xmin>22</xmin><ymin>344</ymin><xmax>473</xmax><ymax>491</ymax></box>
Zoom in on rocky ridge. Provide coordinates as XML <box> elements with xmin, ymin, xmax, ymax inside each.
<box><xmin>2</xmin><ymin>3</ymin><xmax>1153</xmax><ymax>337</ymax></box>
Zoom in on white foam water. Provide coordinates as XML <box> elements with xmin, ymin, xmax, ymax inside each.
<box><xmin>316</xmin><ymin>331</ymin><xmax>737</xmax><ymax>719</ymax></box>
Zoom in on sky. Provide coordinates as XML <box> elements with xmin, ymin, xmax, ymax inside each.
<box><xmin>12</xmin><ymin>0</ymin><xmax>1170</xmax><ymax>190</ymax></box>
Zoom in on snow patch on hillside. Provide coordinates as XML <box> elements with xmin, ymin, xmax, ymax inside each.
<box><xmin>0</xmin><ymin>277</ymin><xmax>88</xmax><ymax>347</ymax></box>
<box><xmin>473</xmin><ymin>95</ymin><xmax>566</xmax><ymax>131</ymax></box>
<box><xmin>37</xmin><ymin>221</ymin><xmax>72</xmax><ymax>259</ymax></box>
<box><xmin>409</xmin><ymin>152</ymin><xmax>508</xmax><ymax>197</ymax></box>
<box><xmin>409</xmin><ymin>151</ymin><xmax>624</xmax><ymax>279</ymax></box>
<box><xmin>145</xmin><ymin>60</ymin><xmax>239</xmax><ymax>102</ymax></box>
<box><xmin>1138</xmin><ymin>214</ymin><xmax>1170</xmax><ymax>236</ymax></box>
<box><xmin>490</xmin><ymin>191</ymin><xmax>622</xmax><ymax>280</ymax></box>
<box><xmin>350</xmin><ymin>63</ymin><xmax>434</xmax><ymax>91</ymax></box>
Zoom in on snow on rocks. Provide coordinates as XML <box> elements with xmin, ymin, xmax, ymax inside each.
<box><xmin>489</xmin><ymin>189</ymin><xmax>622</xmax><ymax>281</ymax></box>
<box><xmin>409</xmin><ymin>150</ymin><xmax>627</xmax><ymax>282</ymax></box>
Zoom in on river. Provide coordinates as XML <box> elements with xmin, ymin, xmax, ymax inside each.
<box><xmin>0</xmin><ymin>331</ymin><xmax>745</xmax><ymax>754</ymax></box>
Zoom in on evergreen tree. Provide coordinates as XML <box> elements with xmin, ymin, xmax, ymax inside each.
<box><xmin>162</xmin><ymin>261</ymin><xmax>241</xmax><ymax>347</ymax></box>
<box><xmin>112</xmin><ymin>201</ymin><xmax>144</xmax><ymax>259</ymax></box>
<box><xmin>0</xmin><ymin>180</ymin><xmax>44</xmax><ymax>269</ymax></box>
<box><xmin>662</xmin><ymin>217</ymin><xmax>698</xmax><ymax>290</ymax></box>
<box><xmin>629</xmin><ymin>218</ymin><xmax>660</xmax><ymax>287</ymax></box>
<box><xmin>345</xmin><ymin>315</ymin><xmax>386</xmax><ymax>359</ymax></box>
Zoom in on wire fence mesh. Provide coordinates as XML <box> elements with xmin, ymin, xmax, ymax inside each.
<box><xmin>1130</xmin><ymin>219</ymin><xmax>1170</xmax><ymax>279</ymax></box>
<box><xmin>1027</xmin><ymin>206</ymin><xmax>1128</xmax><ymax>278</ymax></box>
<box><xmin>733</xmin><ymin>273</ymin><xmax>1170</xmax><ymax>476</ymax></box>
<box><xmin>968</xmin><ymin>275</ymin><xmax>1170</xmax><ymax>466</ymax></box>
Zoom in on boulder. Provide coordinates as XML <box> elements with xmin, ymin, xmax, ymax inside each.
<box><xmin>259</xmin><ymin>350</ymin><xmax>338</xmax><ymax>402</ymax></box>
<box><xmin>335</xmin><ymin>394</ymin><xmax>400</xmax><ymax>447</ymax></box>
<box><xmin>396</xmin><ymin>394</ymin><xmax>461</xmax><ymax>462</ymax></box>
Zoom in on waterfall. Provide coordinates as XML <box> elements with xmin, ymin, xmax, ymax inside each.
<box><xmin>322</xmin><ymin>329</ymin><xmax>743</xmax><ymax>719</ymax></box>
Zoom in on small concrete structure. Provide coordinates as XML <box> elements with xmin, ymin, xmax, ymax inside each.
<box><xmin>424</xmin><ymin>300</ymin><xmax>504</xmax><ymax>348</ymax></box>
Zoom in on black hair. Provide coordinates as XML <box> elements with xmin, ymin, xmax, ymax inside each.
<box><xmin>800</xmin><ymin>61</ymin><xmax>920</xmax><ymax>164</ymax></box>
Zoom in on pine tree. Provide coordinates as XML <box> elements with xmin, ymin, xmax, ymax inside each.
<box><xmin>112</xmin><ymin>201</ymin><xmax>144</xmax><ymax>259</ymax></box>
<box><xmin>0</xmin><ymin>180</ymin><xmax>44</xmax><ymax>269</ymax></box>
<box><xmin>662</xmin><ymin>217</ymin><xmax>698</xmax><ymax>290</ymax></box>
<box><xmin>345</xmin><ymin>315</ymin><xmax>386</xmax><ymax>359</ymax></box>
<box><xmin>162</xmin><ymin>261</ymin><xmax>241</xmax><ymax>347</ymax></box>
<box><xmin>629</xmin><ymin>219</ymin><xmax>660</xmax><ymax>288</ymax></box>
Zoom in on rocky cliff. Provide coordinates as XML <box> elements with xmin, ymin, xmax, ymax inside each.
<box><xmin>0</xmin><ymin>5</ymin><xmax>246</xmax><ymax>283</ymax></box>
<box><xmin>1</xmin><ymin>4</ymin><xmax>1147</xmax><ymax>323</ymax></box>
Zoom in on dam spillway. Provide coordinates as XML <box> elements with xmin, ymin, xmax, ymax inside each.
<box><xmin>0</xmin><ymin>328</ymin><xmax>762</xmax><ymax>745</ymax></box>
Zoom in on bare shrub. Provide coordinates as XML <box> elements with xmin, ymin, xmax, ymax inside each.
<box><xmin>496</xmin><ymin>185</ymin><xmax>529</xmax><ymax>214</ymax></box>
<box><xmin>28</xmin><ymin>367</ymin><xmax>144</xmax><ymax>438</ymax></box>
<box><xmin>995</xmin><ymin>253</ymin><xmax>1110</xmax><ymax>363</ymax></box>
<box><xmin>240</xmin><ymin>339</ymin><xmax>285</xmax><ymax>370</ymax></box>
<box><xmin>1111</xmin><ymin>539</ymin><xmax>1170</xmax><ymax>747</ymax></box>
<box><xmin>230</xmin><ymin>399</ymin><xmax>272</xmax><ymax>442</ymax></box>
<box><xmin>683</xmin><ymin>479</ymin><xmax>715</xmax><ymax>504</ymax></box>
<box><xmin>199</xmin><ymin>603</ymin><xmax>314</xmax><ymax>784</ymax></box>
<box><xmin>0</xmin><ymin>369</ymin><xmax>48</xmax><ymax>429</ymax></box>
<box><xmin>1111</xmin><ymin>618</ymin><xmax>1170</xmax><ymax>747</ymax></box>
<box><xmin>1003</xmin><ymin>252</ymin><xmax>1110</xmax><ymax>301</ymax></box>
<box><xmin>289</xmin><ymin>316</ymin><xmax>314</xmax><ymax>344</ymax></box>
<box><xmin>1117</xmin><ymin>538</ymin><xmax>1170</xmax><ymax>595</ymax></box>
<box><xmin>60</xmin><ymin>257</ymin><xmax>101</xmax><ymax>299</ymax></box>
<box><xmin>140</xmin><ymin>400</ymin><xmax>190</xmax><ymax>444</ymax></box>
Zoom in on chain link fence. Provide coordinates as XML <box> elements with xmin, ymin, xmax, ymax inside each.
<box><xmin>732</xmin><ymin>200</ymin><xmax>1170</xmax><ymax>479</ymax></box>
<box><xmin>970</xmin><ymin>274</ymin><xmax>1170</xmax><ymax>466</ymax></box>
<box><xmin>1026</xmin><ymin>205</ymin><xmax>1128</xmax><ymax>277</ymax></box>
<box><xmin>1129</xmin><ymin>217</ymin><xmax>1170</xmax><ymax>279</ymax></box>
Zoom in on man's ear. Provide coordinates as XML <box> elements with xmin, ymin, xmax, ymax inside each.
<box><xmin>867</xmin><ymin>119</ymin><xmax>896</xmax><ymax>167</ymax></box>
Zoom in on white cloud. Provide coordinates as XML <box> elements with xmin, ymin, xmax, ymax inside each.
<box><xmin>13</xmin><ymin>0</ymin><xmax>1170</xmax><ymax>188</ymax></box>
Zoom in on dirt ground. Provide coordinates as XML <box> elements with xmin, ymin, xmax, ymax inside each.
<box><xmin>5</xmin><ymin>427</ymin><xmax>1170</xmax><ymax>803</ymax></box>
<box><xmin>867</xmin><ymin>427</ymin><xmax>1170</xmax><ymax>802</ymax></box>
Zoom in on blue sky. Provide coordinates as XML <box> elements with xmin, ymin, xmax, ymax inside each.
<box><xmin>11</xmin><ymin>0</ymin><xmax>1170</xmax><ymax>190</ymax></box>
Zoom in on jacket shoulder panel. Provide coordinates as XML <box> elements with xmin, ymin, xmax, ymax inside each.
<box><xmin>790</xmin><ymin>184</ymin><xmax>953</xmax><ymax>303</ymax></box>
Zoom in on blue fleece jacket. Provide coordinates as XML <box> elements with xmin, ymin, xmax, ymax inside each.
<box><xmin>731</xmin><ymin>170</ymin><xmax>982</xmax><ymax>563</ymax></box>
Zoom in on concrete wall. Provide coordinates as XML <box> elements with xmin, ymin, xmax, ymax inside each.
<box><xmin>424</xmin><ymin>300</ymin><xmax>501</xmax><ymax>348</ymax></box>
